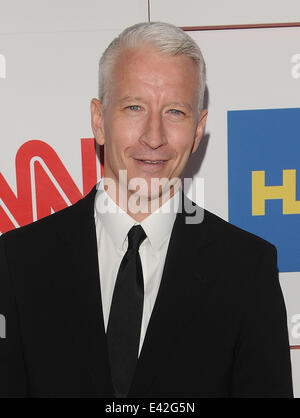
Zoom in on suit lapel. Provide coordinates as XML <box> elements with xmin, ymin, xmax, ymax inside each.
<box><xmin>129</xmin><ymin>192</ymin><xmax>215</xmax><ymax>396</ymax></box>
<box><xmin>57</xmin><ymin>187</ymin><xmax>114</xmax><ymax>396</ymax></box>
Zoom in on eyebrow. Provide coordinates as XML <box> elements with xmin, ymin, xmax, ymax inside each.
<box><xmin>168</xmin><ymin>102</ymin><xmax>193</xmax><ymax>112</ymax></box>
<box><xmin>118</xmin><ymin>96</ymin><xmax>144</xmax><ymax>104</ymax></box>
<box><xmin>119</xmin><ymin>97</ymin><xmax>193</xmax><ymax>111</ymax></box>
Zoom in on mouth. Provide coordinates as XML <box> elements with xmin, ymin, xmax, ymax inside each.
<box><xmin>134</xmin><ymin>158</ymin><xmax>168</xmax><ymax>172</ymax></box>
<box><xmin>137</xmin><ymin>159</ymin><xmax>166</xmax><ymax>164</ymax></box>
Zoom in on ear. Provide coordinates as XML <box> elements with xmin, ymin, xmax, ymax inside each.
<box><xmin>90</xmin><ymin>98</ymin><xmax>105</xmax><ymax>146</ymax></box>
<box><xmin>191</xmin><ymin>109</ymin><xmax>208</xmax><ymax>154</ymax></box>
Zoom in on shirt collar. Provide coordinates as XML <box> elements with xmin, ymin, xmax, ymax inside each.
<box><xmin>94</xmin><ymin>179</ymin><xmax>180</xmax><ymax>251</ymax></box>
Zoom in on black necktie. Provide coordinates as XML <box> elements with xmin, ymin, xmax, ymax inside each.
<box><xmin>107</xmin><ymin>225</ymin><xmax>147</xmax><ymax>398</ymax></box>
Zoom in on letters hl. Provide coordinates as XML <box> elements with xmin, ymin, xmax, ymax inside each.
<box><xmin>228</xmin><ymin>108</ymin><xmax>300</xmax><ymax>272</ymax></box>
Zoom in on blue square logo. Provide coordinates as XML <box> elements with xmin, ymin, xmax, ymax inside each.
<box><xmin>228</xmin><ymin>108</ymin><xmax>300</xmax><ymax>273</ymax></box>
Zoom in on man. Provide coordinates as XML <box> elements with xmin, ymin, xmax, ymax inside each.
<box><xmin>0</xmin><ymin>22</ymin><xmax>293</xmax><ymax>398</ymax></box>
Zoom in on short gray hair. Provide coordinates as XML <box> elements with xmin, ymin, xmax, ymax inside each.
<box><xmin>98</xmin><ymin>22</ymin><xmax>206</xmax><ymax>111</ymax></box>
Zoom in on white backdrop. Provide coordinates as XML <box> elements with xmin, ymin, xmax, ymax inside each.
<box><xmin>0</xmin><ymin>0</ymin><xmax>299</xmax><ymax>397</ymax></box>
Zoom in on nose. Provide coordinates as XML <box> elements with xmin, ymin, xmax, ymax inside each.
<box><xmin>140</xmin><ymin>111</ymin><xmax>167</xmax><ymax>149</ymax></box>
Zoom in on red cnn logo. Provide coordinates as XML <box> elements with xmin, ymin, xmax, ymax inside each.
<box><xmin>0</xmin><ymin>139</ymin><xmax>103</xmax><ymax>234</ymax></box>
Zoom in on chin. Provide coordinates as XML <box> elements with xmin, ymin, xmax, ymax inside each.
<box><xmin>129</xmin><ymin>183</ymin><xmax>156</xmax><ymax>201</ymax></box>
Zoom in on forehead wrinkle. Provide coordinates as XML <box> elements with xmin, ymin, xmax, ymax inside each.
<box><xmin>110</xmin><ymin>47</ymin><xmax>199</xmax><ymax>112</ymax></box>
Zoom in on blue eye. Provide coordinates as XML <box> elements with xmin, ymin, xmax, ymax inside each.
<box><xmin>127</xmin><ymin>105</ymin><xmax>140</xmax><ymax>111</ymax></box>
<box><xmin>169</xmin><ymin>109</ymin><xmax>184</xmax><ymax>115</ymax></box>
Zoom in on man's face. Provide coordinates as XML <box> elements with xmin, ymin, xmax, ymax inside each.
<box><xmin>91</xmin><ymin>45</ymin><xmax>207</xmax><ymax>203</ymax></box>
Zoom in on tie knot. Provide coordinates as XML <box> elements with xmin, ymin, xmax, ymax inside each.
<box><xmin>127</xmin><ymin>225</ymin><xmax>147</xmax><ymax>252</ymax></box>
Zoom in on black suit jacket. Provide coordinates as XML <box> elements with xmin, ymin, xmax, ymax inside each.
<box><xmin>0</xmin><ymin>186</ymin><xmax>293</xmax><ymax>398</ymax></box>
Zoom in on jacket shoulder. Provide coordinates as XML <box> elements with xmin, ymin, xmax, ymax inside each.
<box><xmin>0</xmin><ymin>187</ymin><xmax>96</xmax><ymax>247</ymax></box>
<box><xmin>202</xmin><ymin>208</ymin><xmax>277</xmax><ymax>256</ymax></box>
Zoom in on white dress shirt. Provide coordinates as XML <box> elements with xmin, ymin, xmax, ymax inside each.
<box><xmin>94</xmin><ymin>179</ymin><xmax>180</xmax><ymax>356</ymax></box>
